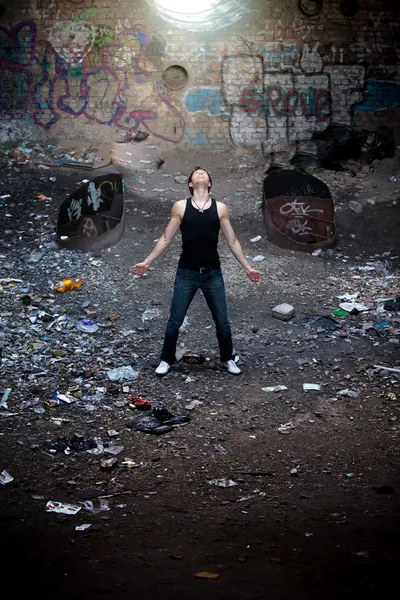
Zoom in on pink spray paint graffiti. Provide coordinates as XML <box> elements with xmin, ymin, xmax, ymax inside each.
<box><xmin>0</xmin><ymin>21</ymin><xmax>185</xmax><ymax>142</ymax></box>
<box><xmin>240</xmin><ymin>85</ymin><xmax>330</xmax><ymax>121</ymax></box>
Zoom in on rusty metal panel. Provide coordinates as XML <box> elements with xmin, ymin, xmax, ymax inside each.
<box><xmin>263</xmin><ymin>169</ymin><xmax>336</xmax><ymax>252</ymax></box>
<box><xmin>56</xmin><ymin>174</ymin><xmax>125</xmax><ymax>252</ymax></box>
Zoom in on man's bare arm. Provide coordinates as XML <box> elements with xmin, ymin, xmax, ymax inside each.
<box><xmin>132</xmin><ymin>201</ymin><xmax>183</xmax><ymax>276</ymax></box>
<box><xmin>219</xmin><ymin>203</ymin><xmax>261</xmax><ymax>283</ymax></box>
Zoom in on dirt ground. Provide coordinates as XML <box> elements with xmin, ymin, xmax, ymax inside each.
<box><xmin>0</xmin><ymin>140</ymin><xmax>399</xmax><ymax>600</ymax></box>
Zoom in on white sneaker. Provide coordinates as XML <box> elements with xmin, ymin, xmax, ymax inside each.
<box><xmin>224</xmin><ymin>359</ymin><xmax>241</xmax><ymax>375</ymax></box>
<box><xmin>155</xmin><ymin>360</ymin><xmax>170</xmax><ymax>375</ymax></box>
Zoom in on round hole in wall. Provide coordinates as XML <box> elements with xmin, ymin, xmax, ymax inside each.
<box><xmin>298</xmin><ymin>0</ymin><xmax>323</xmax><ymax>18</ymax></box>
<box><xmin>340</xmin><ymin>0</ymin><xmax>359</xmax><ymax>18</ymax></box>
<box><xmin>162</xmin><ymin>65</ymin><xmax>189</xmax><ymax>91</ymax></box>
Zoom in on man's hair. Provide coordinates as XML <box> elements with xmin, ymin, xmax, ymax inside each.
<box><xmin>187</xmin><ymin>166</ymin><xmax>212</xmax><ymax>196</ymax></box>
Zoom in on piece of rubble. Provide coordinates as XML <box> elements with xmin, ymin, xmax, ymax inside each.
<box><xmin>107</xmin><ymin>366</ymin><xmax>138</xmax><ymax>382</ymax></box>
<box><xmin>100</xmin><ymin>457</ymin><xmax>118</xmax><ymax>470</ymax></box>
<box><xmin>272</xmin><ymin>303</ymin><xmax>295</xmax><ymax>321</ymax></box>
<box><xmin>349</xmin><ymin>200</ymin><xmax>363</xmax><ymax>214</ymax></box>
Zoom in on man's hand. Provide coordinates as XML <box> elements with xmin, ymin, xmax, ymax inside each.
<box><xmin>246</xmin><ymin>268</ymin><xmax>261</xmax><ymax>283</ymax></box>
<box><xmin>131</xmin><ymin>262</ymin><xmax>149</xmax><ymax>277</ymax></box>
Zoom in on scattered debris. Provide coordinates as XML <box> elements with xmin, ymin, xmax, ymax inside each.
<box><xmin>121</xmin><ymin>460</ymin><xmax>143</xmax><ymax>469</ymax></box>
<box><xmin>303</xmin><ymin>383</ymin><xmax>321</xmax><ymax>391</ymax></box>
<box><xmin>76</xmin><ymin>318</ymin><xmax>99</xmax><ymax>333</ymax></box>
<box><xmin>277</xmin><ymin>422</ymin><xmax>295</xmax><ymax>434</ymax></box>
<box><xmin>128</xmin><ymin>396</ymin><xmax>152</xmax><ymax>410</ymax></box>
<box><xmin>100</xmin><ymin>457</ymin><xmax>118</xmax><ymax>470</ymax></box>
<box><xmin>107</xmin><ymin>366</ymin><xmax>138</xmax><ymax>382</ymax></box>
<box><xmin>0</xmin><ymin>470</ymin><xmax>14</xmax><ymax>485</ymax></box>
<box><xmin>56</xmin><ymin>278</ymin><xmax>85</xmax><ymax>292</ymax></box>
<box><xmin>141</xmin><ymin>307</ymin><xmax>161</xmax><ymax>322</ymax></box>
<box><xmin>42</xmin><ymin>435</ymin><xmax>98</xmax><ymax>454</ymax></box>
<box><xmin>46</xmin><ymin>501</ymin><xmax>82</xmax><ymax>515</ymax></box>
<box><xmin>182</xmin><ymin>354</ymin><xmax>210</xmax><ymax>364</ymax></box>
<box><xmin>337</xmin><ymin>389</ymin><xmax>360</xmax><ymax>398</ymax></box>
<box><xmin>133</xmin><ymin>404</ymin><xmax>190</xmax><ymax>435</ymax></box>
<box><xmin>0</xmin><ymin>388</ymin><xmax>12</xmax><ymax>409</ymax></box>
<box><xmin>373</xmin><ymin>365</ymin><xmax>400</xmax><ymax>374</ymax></box>
<box><xmin>194</xmin><ymin>572</ymin><xmax>220</xmax><ymax>580</ymax></box>
<box><xmin>185</xmin><ymin>399</ymin><xmax>204</xmax><ymax>410</ymax></box>
<box><xmin>261</xmin><ymin>385</ymin><xmax>288</xmax><ymax>392</ymax></box>
<box><xmin>107</xmin><ymin>429</ymin><xmax>119</xmax><ymax>438</ymax></box>
<box><xmin>208</xmin><ymin>478</ymin><xmax>237</xmax><ymax>488</ymax></box>
<box><xmin>75</xmin><ymin>524</ymin><xmax>91</xmax><ymax>531</ymax></box>
<box><xmin>116</xmin><ymin>130</ymin><xmax>149</xmax><ymax>143</ymax></box>
<box><xmin>339</xmin><ymin>302</ymin><xmax>369</xmax><ymax>313</ymax></box>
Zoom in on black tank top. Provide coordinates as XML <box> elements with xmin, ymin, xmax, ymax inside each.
<box><xmin>178</xmin><ymin>198</ymin><xmax>221</xmax><ymax>269</ymax></box>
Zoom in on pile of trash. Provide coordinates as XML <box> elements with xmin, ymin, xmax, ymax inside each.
<box><xmin>5</xmin><ymin>141</ymin><xmax>107</xmax><ymax>169</ymax></box>
<box><xmin>267</xmin><ymin>123</ymin><xmax>396</xmax><ymax>175</ymax></box>
<box><xmin>295</xmin><ymin>258</ymin><xmax>400</xmax><ymax>343</ymax></box>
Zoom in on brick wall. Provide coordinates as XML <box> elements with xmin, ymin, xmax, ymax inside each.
<box><xmin>0</xmin><ymin>0</ymin><xmax>399</xmax><ymax>150</ymax></box>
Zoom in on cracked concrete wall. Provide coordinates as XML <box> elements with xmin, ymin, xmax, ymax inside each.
<box><xmin>0</xmin><ymin>0</ymin><xmax>399</xmax><ymax>149</ymax></box>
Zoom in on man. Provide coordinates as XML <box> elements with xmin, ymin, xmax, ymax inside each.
<box><xmin>132</xmin><ymin>167</ymin><xmax>261</xmax><ymax>376</ymax></box>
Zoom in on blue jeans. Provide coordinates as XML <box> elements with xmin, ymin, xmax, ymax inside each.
<box><xmin>161</xmin><ymin>268</ymin><xmax>233</xmax><ymax>364</ymax></box>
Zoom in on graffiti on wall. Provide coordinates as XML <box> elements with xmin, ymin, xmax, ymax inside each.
<box><xmin>239</xmin><ymin>85</ymin><xmax>330</xmax><ymax>120</ymax></box>
<box><xmin>273</xmin><ymin>25</ymin><xmax>309</xmax><ymax>42</ymax></box>
<box><xmin>353</xmin><ymin>79</ymin><xmax>400</xmax><ymax>112</ymax></box>
<box><xmin>0</xmin><ymin>21</ymin><xmax>184</xmax><ymax>142</ymax></box>
<box><xmin>183</xmin><ymin>86</ymin><xmax>228</xmax><ymax>117</ymax></box>
<box><xmin>238</xmin><ymin>37</ymin><xmax>301</xmax><ymax>69</ymax></box>
<box><xmin>73</xmin><ymin>8</ymin><xmax>116</xmax><ymax>22</ymax></box>
<box><xmin>221</xmin><ymin>43</ymin><xmax>366</xmax><ymax>147</ymax></box>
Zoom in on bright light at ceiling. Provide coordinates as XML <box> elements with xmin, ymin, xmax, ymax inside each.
<box><xmin>147</xmin><ymin>0</ymin><xmax>251</xmax><ymax>32</ymax></box>
<box><xmin>155</xmin><ymin>0</ymin><xmax>216</xmax><ymax>13</ymax></box>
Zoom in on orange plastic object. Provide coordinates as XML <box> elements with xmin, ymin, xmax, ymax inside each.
<box><xmin>56</xmin><ymin>278</ymin><xmax>84</xmax><ymax>292</ymax></box>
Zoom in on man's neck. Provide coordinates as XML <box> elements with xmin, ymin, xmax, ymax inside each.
<box><xmin>192</xmin><ymin>188</ymin><xmax>210</xmax><ymax>205</ymax></box>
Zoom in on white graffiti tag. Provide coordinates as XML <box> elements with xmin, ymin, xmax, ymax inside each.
<box><xmin>87</xmin><ymin>182</ymin><xmax>103</xmax><ymax>212</ymax></box>
<box><xmin>67</xmin><ymin>197</ymin><xmax>83</xmax><ymax>222</ymax></box>
<box><xmin>279</xmin><ymin>199</ymin><xmax>323</xmax><ymax>217</ymax></box>
<box><xmin>280</xmin><ymin>199</ymin><xmax>323</xmax><ymax>236</ymax></box>
<box><xmin>287</xmin><ymin>218</ymin><xmax>312</xmax><ymax>236</ymax></box>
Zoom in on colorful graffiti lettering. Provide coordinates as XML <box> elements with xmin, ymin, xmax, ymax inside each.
<box><xmin>0</xmin><ymin>21</ymin><xmax>184</xmax><ymax>142</ymax></box>
<box><xmin>240</xmin><ymin>85</ymin><xmax>330</xmax><ymax>121</ymax></box>
<box><xmin>354</xmin><ymin>79</ymin><xmax>400</xmax><ymax>112</ymax></box>
<box><xmin>238</xmin><ymin>37</ymin><xmax>300</xmax><ymax>69</ymax></box>
<box><xmin>184</xmin><ymin>87</ymin><xmax>227</xmax><ymax>117</ymax></box>
<box><xmin>221</xmin><ymin>46</ymin><xmax>366</xmax><ymax>147</ymax></box>
<box><xmin>73</xmin><ymin>8</ymin><xmax>116</xmax><ymax>22</ymax></box>
<box><xmin>273</xmin><ymin>25</ymin><xmax>303</xmax><ymax>42</ymax></box>
<box><xmin>261</xmin><ymin>45</ymin><xmax>300</xmax><ymax>68</ymax></box>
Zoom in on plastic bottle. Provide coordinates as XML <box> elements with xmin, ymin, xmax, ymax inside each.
<box><xmin>76</xmin><ymin>318</ymin><xmax>99</xmax><ymax>333</ymax></box>
<box><xmin>175</xmin><ymin>343</ymin><xmax>186</xmax><ymax>362</ymax></box>
<box><xmin>56</xmin><ymin>278</ymin><xmax>84</xmax><ymax>292</ymax></box>
<box><xmin>183</xmin><ymin>354</ymin><xmax>211</xmax><ymax>364</ymax></box>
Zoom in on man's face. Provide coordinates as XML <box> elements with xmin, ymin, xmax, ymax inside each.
<box><xmin>190</xmin><ymin>169</ymin><xmax>211</xmax><ymax>189</ymax></box>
